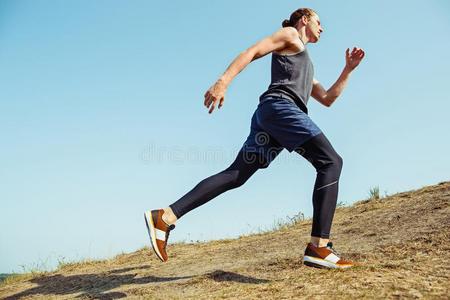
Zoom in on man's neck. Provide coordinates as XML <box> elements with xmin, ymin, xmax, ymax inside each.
<box><xmin>297</xmin><ymin>28</ymin><xmax>310</xmax><ymax>45</ymax></box>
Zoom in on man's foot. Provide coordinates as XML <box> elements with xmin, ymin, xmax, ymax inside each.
<box><xmin>144</xmin><ymin>209</ymin><xmax>176</xmax><ymax>262</ymax></box>
<box><xmin>302</xmin><ymin>242</ymin><xmax>354</xmax><ymax>269</ymax></box>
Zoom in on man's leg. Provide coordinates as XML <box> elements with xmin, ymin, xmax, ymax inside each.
<box><xmin>294</xmin><ymin>132</ymin><xmax>343</xmax><ymax>247</ymax></box>
<box><xmin>163</xmin><ymin>150</ymin><xmax>270</xmax><ymax>224</ymax></box>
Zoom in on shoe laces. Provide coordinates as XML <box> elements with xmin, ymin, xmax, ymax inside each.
<box><xmin>164</xmin><ymin>224</ymin><xmax>176</xmax><ymax>250</ymax></box>
<box><xmin>326</xmin><ymin>242</ymin><xmax>341</xmax><ymax>257</ymax></box>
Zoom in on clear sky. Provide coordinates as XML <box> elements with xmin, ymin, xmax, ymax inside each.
<box><xmin>1</xmin><ymin>0</ymin><xmax>449</xmax><ymax>273</ymax></box>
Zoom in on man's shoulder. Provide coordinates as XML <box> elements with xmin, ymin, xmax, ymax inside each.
<box><xmin>277</xmin><ymin>27</ymin><xmax>299</xmax><ymax>40</ymax></box>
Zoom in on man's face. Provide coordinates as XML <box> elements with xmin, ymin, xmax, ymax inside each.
<box><xmin>306</xmin><ymin>14</ymin><xmax>323</xmax><ymax>43</ymax></box>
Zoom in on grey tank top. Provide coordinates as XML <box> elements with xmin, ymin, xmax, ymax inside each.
<box><xmin>259</xmin><ymin>45</ymin><xmax>314</xmax><ymax>114</ymax></box>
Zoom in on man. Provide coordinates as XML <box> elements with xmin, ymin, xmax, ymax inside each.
<box><xmin>145</xmin><ymin>8</ymin><xmax>365</xmax><ymax>269</ymax></box>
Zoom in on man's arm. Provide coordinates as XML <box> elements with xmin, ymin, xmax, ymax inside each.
<box><xmin>218</xmin><ymin>27</ymin><xmax>298</xmax><ymax>87</ymax></box>
<box><xmin>204</xmin><ymin>27</ymin><xmax>299</xmax><ymax>114</ymax></box>
<box><xmin>312</xmin><ymin>47</ymin><xmax>365</xmax><ymax>107</ymax></box>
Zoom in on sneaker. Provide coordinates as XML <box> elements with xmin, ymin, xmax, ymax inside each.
<box><xmin>144</xmin><ymin>209</ymin><xmax>176</xmax><ymax>262</ymax></box>
<box><xmin>302</xmin><ymin>241</ymin><xmax>354</xmax><ymax>269</ymax></box>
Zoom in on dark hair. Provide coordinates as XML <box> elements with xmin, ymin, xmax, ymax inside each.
<box><xmin>282</xmin><ymin>8</ymin><xmax>317</xmax><ymax>28</ymax></box>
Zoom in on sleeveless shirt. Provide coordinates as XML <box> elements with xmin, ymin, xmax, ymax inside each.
<box><xmin>259</xmin><ymin>42</ymin><xmax>314</xmax><ymax>114</ymax></box>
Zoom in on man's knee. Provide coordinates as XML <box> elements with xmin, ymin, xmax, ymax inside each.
<box><xmin>326</xmin><ymin>152</ymin><xmax>343</xmax><ymax>176</ymax></box>
<box><xmin>335</xmin><ymin>153</ymin><xmax>343</xmax><ymax>172</ymax></box>
<box><xmin>217</xmin><ymin>169</ymin><xmax>244</xmax><ymax>190</ymax></box>
<box><xmin>224</xmin><ymin>169</ymin><xmax>250</xmax><ymax>189</ymax></box>
<box><xmin>224</xmin><ymin>150</ymin><xmax>275</xmax><ymax>189</ymax></box>
<box><xmin>233</xmin><ymin>174</ymin><xmax>248</xmax><ymax>188</ymax></box>
<box><xmin>312</xmin><ymin>151</ymin><xmax>343</xmax><ymax>174</ymax></box>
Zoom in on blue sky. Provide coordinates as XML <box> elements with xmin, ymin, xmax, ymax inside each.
<box><xmin>1</xmin><ymin>0</ymin><xmax>449</xmax><ymax>273</ymax></box>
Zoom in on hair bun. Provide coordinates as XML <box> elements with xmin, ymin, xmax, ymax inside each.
<box><xmin>282</xmin><ymin>19</ymin><xmax>291</xmax><ymax>27</ymax></box>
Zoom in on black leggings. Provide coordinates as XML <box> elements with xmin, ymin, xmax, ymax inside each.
<box><xmin>169</xmin><ymin>132</ymin><xmax>343</xmax><ymax>239</ymax></box>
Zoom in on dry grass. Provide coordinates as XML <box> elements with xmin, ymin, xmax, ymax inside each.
<box><xmin>1</xmin><ymin>181</ymin><xmax>449</xmax><ymax>299</ymax></box>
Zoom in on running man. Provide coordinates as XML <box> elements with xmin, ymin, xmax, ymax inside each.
<box><xmin>144</xmin><ymin>8</ymin><xmax>365</xmax><ymax>269</ymax></box>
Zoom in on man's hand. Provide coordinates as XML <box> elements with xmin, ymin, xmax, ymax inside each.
<box><xmin>204</xmin><ymin>79</ymin><xmax>227</xmax><ymax>114</ymax></box>
<box><xmin>345</xmin><ymin>47</ymin><xmax>365</xmax><ymax>71</ymax></box>
<box><xmin>311</xmin><ymin>47</ymin><xmax>365</xmax><ymax>107</ymax></box>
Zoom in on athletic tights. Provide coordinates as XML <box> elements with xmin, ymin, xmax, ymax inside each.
<box><xmin>169</xmin><ymin>132</ymin><xmax>343</xmax><ymax>239</ymax></box>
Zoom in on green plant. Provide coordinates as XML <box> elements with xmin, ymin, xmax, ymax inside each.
<box><xmin>270</xmin><ymin>211</ymin><xmax>305</xmax><ymax>232</ymax></box>
<box><xmin>336</xmin><ymin>201</ymin><xmax>346</xmax><ymax>207</ymax></box>
<box><xmin>368</xmin><ymin>186</ymin><xmax>380</xmax><ymax>200</ymax></box>
<box><xmin>287</xmin><ymin>211</ymin><xmax>305</xmax><ymax>224</ymax></box>
<box><xmin>56</xmin><ymin>256</ymin><xmax>68</xmax><ymax>269</ymax></box>
<box><xmin>19</xmin><ymin>258</ymin><xmax>50</xmax><ymax>275</ymax></box>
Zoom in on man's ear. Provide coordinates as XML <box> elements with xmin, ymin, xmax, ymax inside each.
<box><xmin>300</xmin><ymin>15</ymin><xmax>309</xmax><ymax>26</ymax></box>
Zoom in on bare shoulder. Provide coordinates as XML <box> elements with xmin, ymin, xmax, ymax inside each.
<box><xmin>272</xmin><ymin>27</ymin><xmax>299</xmax><ymax>42</ymax></box>
<box><xmin>284</xmin><ymin>26</ymin><xmax>300</xmax><ymax>38</ymax></box>
<box><xmin>246</xmin><ymin>27</ymin><xmax>301</xmax><ymax>60</ymax></box>
<box><xmin>272</xmin><ymin>27</ymin><xmax>302</xmax><ymax>55</ymax></box>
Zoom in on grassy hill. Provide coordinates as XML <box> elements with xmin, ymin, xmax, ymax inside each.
<box><xmin>0</xmin><ymin>275</ymin><xmax>15</xmax><ymax>283</ymax></box>
<box><xmin>1</xmin><ymin>181</ymin><xmax>449</xmax><ymax>299</ymax></box>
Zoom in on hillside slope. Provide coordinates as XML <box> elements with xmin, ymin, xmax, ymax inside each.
<box><xmin>1</xmin><ymin>181</ymin><xmax>449</xmax><ymax>299</ymax></box>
